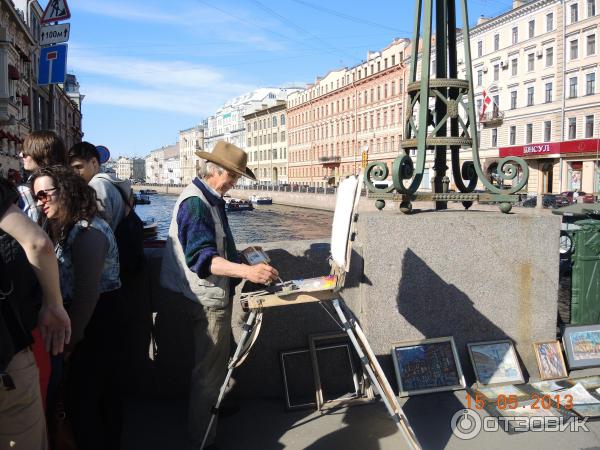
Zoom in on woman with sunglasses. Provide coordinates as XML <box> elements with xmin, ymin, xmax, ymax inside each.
<box><xmin>31</xmin><ymin>165</ymin><xmax>123</xmax><ymax>450</ymax></box>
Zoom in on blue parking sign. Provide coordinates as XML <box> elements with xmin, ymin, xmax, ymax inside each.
<box><xmin>38</xmin><ymin>44</ymin><xmax>68</xmax><ymax>85</ymax></box>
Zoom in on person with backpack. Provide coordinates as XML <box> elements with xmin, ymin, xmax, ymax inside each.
<box><xmin>68</xmin><ymin>142</ymin><xmax>144</xmax><ymax>274</ymax></box>
<box><xmin>68</xmin><ymin>142</ymin><xmax>148</xmax><ymax>395</ymax></box>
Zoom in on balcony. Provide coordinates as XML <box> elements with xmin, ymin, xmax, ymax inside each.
<box><xmin>319</xmin><ymin>155</ymin><xmax>341</xmax><ymax>166</ymax></box>
<box><xmin>480</xmin><ymin>110</ymin><xmax>505</xmax><ymax>128</ymax></box>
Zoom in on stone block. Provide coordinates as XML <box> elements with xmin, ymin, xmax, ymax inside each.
<box><xmin>341</xmin><ymin>209</ymin><xmax>561</xmax><ymax>387</ymax></box>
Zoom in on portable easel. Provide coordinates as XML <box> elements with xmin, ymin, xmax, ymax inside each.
<box><xmin>201</xmin><ymin>174</ymin><xmax>421</xmax><ymax>450</ymax></box>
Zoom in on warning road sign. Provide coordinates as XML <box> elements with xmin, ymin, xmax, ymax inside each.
<box><xmin>41</xmin><ymin>0</ymin><xmax>71</xmax><ymax>24</ymax></box>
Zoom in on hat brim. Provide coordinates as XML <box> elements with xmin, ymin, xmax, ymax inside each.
<box><xmin>196</xmin><ymin>150</ymin><xmax>256</xmax><ymax>181</ymax></box>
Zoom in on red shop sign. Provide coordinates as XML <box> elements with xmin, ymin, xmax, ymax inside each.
<box><xmin>499</xmin><ymin>139</ymin><xmax>600</xmax><ymax>158</ymax></box>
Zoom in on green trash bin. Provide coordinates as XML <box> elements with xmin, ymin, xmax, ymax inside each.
<box><xmin>571</xmin><ymin>219</ymin><xmax>600</xmax><ymax>324</ymax></box>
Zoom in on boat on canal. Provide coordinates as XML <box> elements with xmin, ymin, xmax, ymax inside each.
<box><xmin>225</xmin><ymin>197</ymin><xmax>253</xmax><ymax>212</ymax></box>
<box><xmin>143</xmin><ymin>217</ymin><xmax>158</xmax><ymax>238</ymax></box>
<box><xmin>250</xmin><ymin>194</ymin><xmax>272</xmax><ymax>205</ymax></box>
<box><xmin>140</xmin><ymin>189</ymin><xmax>158</xmax><ymax>195</ymax></box>
<box><xmin>134</xmin><ymin>193</ymin><xmax>151</xmax><ymax>205</ymax></box>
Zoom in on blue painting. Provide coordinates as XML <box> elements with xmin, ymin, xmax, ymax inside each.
<box><xmin>395</xmin><ymin>341</ymin><xmax>461</xmax><ymax>392</ymax></box>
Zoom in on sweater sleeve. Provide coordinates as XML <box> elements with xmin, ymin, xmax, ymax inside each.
<box><xmin>67</xmin><ymin>227</ymin><xmax>108</xmax><ymax>348</ymax></box>
<box><xmin>176</xmin><ymin>197</ymin><xmax>218</xmax><ymax>279</ymax></box>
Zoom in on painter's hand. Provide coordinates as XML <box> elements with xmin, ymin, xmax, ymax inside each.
<box><xmin>245</xmin><ymin>263</ymin><xmax>279</xmax><ymax>284</ymax></box>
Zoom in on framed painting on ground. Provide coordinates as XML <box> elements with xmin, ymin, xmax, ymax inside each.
<box><xmin>467</xmin><ymin>340</ymin><xmax>524</xmax><ymax>386</ymax></box>
<box><xmin>391</xmin><ymin>337</ymin><xmax>465</xmax><ymax>396</ymax></box>
<box><xmin>562</xmin><ymin>325</ymin><xmax>600</xmax><ymax>370</ymax></box>
<box><xmin>533</xmin><ymin>341</ymin><xmax>568</xmax><ymax>380</ymax></box>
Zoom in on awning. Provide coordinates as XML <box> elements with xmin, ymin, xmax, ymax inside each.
<box><xmin>8</xmin><ymin>64</ymin><xmax>20</xmax><ymax>80</ymax></box>
<box><xmin>20</xmin><ymin>94</ymin><xmax>30</xmax><ymax>106</ymax></box>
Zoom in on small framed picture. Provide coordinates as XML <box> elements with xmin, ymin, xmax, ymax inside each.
<box><xmin>467</xmin><ymin>340</ymin><xmax>524</xmax><ymax>386</ymax></box>
<box><xmin>391</xmin><ymin>337</ymin><xmax>466</xmax><ymax>396</ymax></box>
<box><xmin>562</xmin><ymin>324</ymin><xmax>600</xmax><ymax>370</ymax></box>
<box><xmin>533</xmin><ymin>341</ymin><xmax>568</xmax><ymax>380</ymax></box>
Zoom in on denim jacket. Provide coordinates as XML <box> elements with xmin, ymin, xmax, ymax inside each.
<box><xmin>55</xmin><ymin>216</ymin><xmax>121</xmax><ymax>302</ymax></box>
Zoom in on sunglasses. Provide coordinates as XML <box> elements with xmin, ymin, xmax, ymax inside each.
<box><xmin>34</xmin><ymin>188</ymin><xmax>57</xmax><ymax>202</ymax></box>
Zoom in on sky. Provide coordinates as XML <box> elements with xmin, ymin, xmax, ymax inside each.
<box><xmin>63</xmin><ymin>0</ymin><xmax>515</xmax><ymax>158</ymax></box>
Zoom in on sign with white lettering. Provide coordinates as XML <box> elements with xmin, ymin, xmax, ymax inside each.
<box><xmin>523</xmin><ymin>144</ymin><xmax>551</xmax><ymax>155</ymax></box>
<box><xmin>40</xmin><ymin>23</ymin><xmax>70</xmax><ymax>46</ymax></box>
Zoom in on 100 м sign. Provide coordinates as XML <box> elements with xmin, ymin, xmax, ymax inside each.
<box><xmin>40</xmin><ymin>24</ymin><xmax>70</xmax><ymax>46</ymax></box>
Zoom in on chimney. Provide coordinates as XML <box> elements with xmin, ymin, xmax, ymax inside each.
<box><xmin>513</xmin><ymin>0</ymin><xmax>528</xmax><ymax>9</ymax></box>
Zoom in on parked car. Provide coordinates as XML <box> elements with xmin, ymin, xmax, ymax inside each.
<box><xmin>521</xmin><ymin>194</ymin><xmax>561</xmax><ymax>208</ymax></box>
<box><xmin>559</xmin><ymin>191</ymin><xmax>595</xmax><ymax>204</ymax></box>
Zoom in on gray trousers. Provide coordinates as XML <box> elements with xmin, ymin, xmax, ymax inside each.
<box><xmin>188</xmin><ymin>300</ymin><xmax>233</xmax><ymax>449</ymax></box>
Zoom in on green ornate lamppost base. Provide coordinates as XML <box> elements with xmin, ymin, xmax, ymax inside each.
<box><xmin>365</xmin><ymin>0</ymin><xmax>528</xmax><ymax>214</ymax></box>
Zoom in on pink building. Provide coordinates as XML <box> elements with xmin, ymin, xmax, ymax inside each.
<box><xmin>287</xmin><ymin>38</ymin><xmax>411</xmax><ymax>187</ymax></box>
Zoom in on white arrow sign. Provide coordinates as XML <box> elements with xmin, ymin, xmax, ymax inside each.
<box><xmin>40</xmin><ymin>23</ymin><xmax>70</xmax><ymax>46</ymax></box>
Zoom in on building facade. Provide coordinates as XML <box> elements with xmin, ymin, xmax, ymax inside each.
<box><xmin>243</xmin><ymin>102</ymin><xmax>289</xmax><ymax>184</ymax></box>
<box><xmin>116</xmin><ymin>156</ymin><xmax>132</xmax><ymax>180</ymax></box>
<box><xmin>179</xmin><ymin>122</ymin><xmax>205</xmax><ymax>185</ymax></box>
<box><xmin>458</xmin><ymin>0</ymin><xmax>599</xmax><ymax>195</ymax></box>
<box><xmin>0</xmin><ymin>0</ymin><xmax>83</xmax><ymax>181</ymax></box>
<box><xmin>145</xmin><ymin>147</ymin><xmax>165</xmax><ymax>183</ymax></box>
<box><xmin>204</xmin><ymin>87</ymin><xmax>301</xmax><ymax>157</ymax></box>
<box><xmin>162</xmin><ymin>144</ymin><xmax>180</xmax><ymax>184</ymax></box>
<box><xmin>132</xmin><ymin>157</ymin><xmax>145</xmax><ymax>181</ymax></box>
<box><xmin>287</xmin><ymin>38</ymin><xmax>411</xmax><ymax>187</ymax></box>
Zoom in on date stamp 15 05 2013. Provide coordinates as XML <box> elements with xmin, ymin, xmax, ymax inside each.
<box><xmin>466</xmin><ymin>393</ymin><xmax>574</xmax><ymax>411</ymax></box>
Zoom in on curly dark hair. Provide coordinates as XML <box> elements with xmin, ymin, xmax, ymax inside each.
<box><xmin>30</xmin><ymin>165</ymin><xmax>99</xmax><ymax>241</ymax></box>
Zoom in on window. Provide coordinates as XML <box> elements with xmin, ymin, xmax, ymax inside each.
<box><xmin>281</xmin><ymin>131</ymin><xmax>285</xmax><ymax>141</ymax></box>
<box><xmin>510</xmin><ymin>91</ymin><xmax>517</xmax><ymax>109</ymax></box>
<box><xmin>392</xmin><ymin>55</ymin><xmax>396</xmax><ymax>65</ymax></box>
<box><xmin>569</xmin><ymin>117</ymin><xmax>577</xmax><ymax>139</ymax></box>
<box><xmin>546</xmin><ymin>12</ymin><xmax>554</xmax><ymax>31</ymax></box>
<box><xmin>529</xmin><ymin>20</ymin><xmax>535</xmax><ymax>39</ymax></box>
<box><xmin>391</xmin><ymin>81</ymin><xmax>396</xmax><ymax>96</ymax></box>
<box><xmin>586</xmin><ymin>115</ymin><xmax>595</xmax><ymax>137</ymax></box>
<box><xmin>544</xmin><ymin>121</ymin><xmax>552</xmax><ymax>142</ymax></box>
<box><xmin>492</xmin><ymin>128</ymin><xmax>498</xmax><ymax>147</ymax></box>
<box><xmin>494</xmin><ymin>34</ymin><xmax>500</xmax><ymax>51</ymax></box>
<box><xmin>545</xmin><ymin>82</ymin><xmax>553</xmax><ymax>103</ymax></box>
<box><xmin>512</xmin><ymin>58</ymin><xmax>518</xmax><ymax>76</ymax></box>
<box><xmin>510</xmin><ymin>126</ymin><xmax>516</xmax><ymax>145</ymax></box>
<box><xmin>527</xmin><ymin>86</ymin><xmax>535</xmax><ymax>106</ymax></box>
<box><xmin>494</xmin><ymin>64</ymin><xmax>500</xmax><ymax>81</ymax></box>
<box><xmin>273</xmin><ymin>132</ymin><xmax>277</xmax><ymax>143</ymax></box>
<box><xmin>546</xmin><ymin>47</ymin><xmax>554</xmax><ymax>66</ymax></box>
<box><xmin>512</xmin><ymin>27</ymin><xmax>518</xmax><ymax>44</ymax></box>
<box><xmin>281</xmin><ymin>114</ymin><xmax>285</xmax><ymax>125</ymax></box>
<box><xmin>570</xmin><ymin>77</ymin><xmax>578</xmax><ymax>98</ymax></box>
<box><xmin>589</xmin><ymin>0</ymin><xmax>596</xmax><ymax>17</ymax></box>
<box><xmin>273</xmin><ymin>116</ymin><xmax>277</xmax><ymax>127</ymax></box>
<box><xmin>477</xmin><ymin>69</ymin><xmax>483</xmax><ymax>86</ymax></box>
<box><xmin>247</xmin><ymin>138</ymin><xmax>251</xmax><ymax>147</ymax></box>
<box><xmin>587</xmin><ymin>73</ymin><xmax>596</xmax><ymax>95</ymax></box>
<box><xmin>528</xmin><ymin>53</ymin><xmax>535</xmax><ymax>71</ymax></box>
<box><xmin>477</xmin><ymin>41</ymin><xmax>483</xmax><ymax>57</ymax></box>
<box><xmin>526</xmin><ymin>124</ymin><xmax>533</xmax><ymax>144</ymax></box>
<box><xmin>588</xmin><ymin>34</ymin><xmax>596</xmax><ymax>55</ymax></box>
<box><xmin>253</xmin><ymin>122</ymin><xmax>257</xmax><ymax>131</ymax></box>
<box><xmin>571</xmin><ymin>3</ymin><xmax>579</xmax><ymax>23</ymax></box>
<box><xmin>570</xmin><ymin>39</ymin><xmax>579</xmax><ymax>59</ymax></box>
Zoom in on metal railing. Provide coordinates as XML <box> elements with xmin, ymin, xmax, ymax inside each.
<box><xmin>319</xmin><ymin>156</ymin><xmax>342</xmax><ymax>164</ymax></box>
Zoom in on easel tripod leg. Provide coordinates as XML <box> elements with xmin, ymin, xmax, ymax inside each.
<box><xmin>331</xmin><ymin>299</ymin><xmax>421</xmax><ymax>450</ymax></box>
<box><xmin>200</xmin><ymin>310</ymin><xmax>258</xmax><ymax>450</ymax></box>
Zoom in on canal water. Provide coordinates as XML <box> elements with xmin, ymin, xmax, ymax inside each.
<box><xmin>136</xmin><ymin>194</ymin><xmax>334</xmax><ymax>243</ymax></box>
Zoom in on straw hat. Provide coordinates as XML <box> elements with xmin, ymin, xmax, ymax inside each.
<box><xmin>195</xmin><ymin>140</ymin><xmax>256</xmax><ymax>181</ymax></box>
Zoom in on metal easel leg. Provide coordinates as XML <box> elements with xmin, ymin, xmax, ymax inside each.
<box><xmin>200</xmin><ymin>310</ymin><xmax>259</xmax><ymax>450</ymax></box>
<box><xmin>331</xmin><ymin>299</ymin><xmax>421</xmax><ymax>450</ymax></box>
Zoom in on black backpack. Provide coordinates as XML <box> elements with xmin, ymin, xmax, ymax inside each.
<box><xmin>111</xmin><ymin>183</ymin><xmax>145</xmax><ymax>275</ymax></box>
